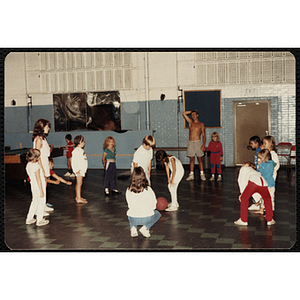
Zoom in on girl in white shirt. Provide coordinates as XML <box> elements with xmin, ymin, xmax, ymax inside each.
<box><xmin>126</xmin><ymin>167</ymin><xmax>161</xmax><ymax>238</ymax></box>
<box><xmin>25</xmin><ymin>149</ymin><xmax>49</xmax><ymax>227</ymax></box>
<box><xmin>155</xmin><ymin>149</ymin><xmax>184</xmax><ymax>211</ymax></box>
<box><xmin>71</xmin><ymin>135</ymin><xmax>88</xmax><ymax>204</ymax></box>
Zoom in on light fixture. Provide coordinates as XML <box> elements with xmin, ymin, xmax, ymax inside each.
<box><xmin>27</xmin><ymin>94</ymin><xmax>32</xmax><ymax>108</ymax></box>
<box><xmin>11</xmin><ymin>99</ymin><xmax>16</xmax><ymax>106</ymax></box>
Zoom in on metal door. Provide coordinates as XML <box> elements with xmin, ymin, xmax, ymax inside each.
<box><xmin>234</xmin><ymin>100</ymin><xmax>270</xmax><ymax>165</ymax></box>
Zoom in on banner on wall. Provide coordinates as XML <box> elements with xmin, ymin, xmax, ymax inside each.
<box><xmin>53</xmin><ymin>91</ymin><xmax>121</xmax><ymax>131</ymax></box>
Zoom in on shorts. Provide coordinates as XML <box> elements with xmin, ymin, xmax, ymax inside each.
<box><xmin>187</xmin><ymin>140</ymin><xmax>204</xmax><ymax>157</ymax></box>
<box><xmin>76</xmin><ymin>171</ymin><xmax>86</xmax><ymax>177</ymax></box>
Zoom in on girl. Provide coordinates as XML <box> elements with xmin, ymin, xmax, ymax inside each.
<box><xmin>25</xmin><ymin>149</ymin><xmax>49</xmax><ymax>227</ymax></box>
<box><xmin>71</xmin><ymin>135</ymin><xmax>88</xmax><ymax>204</ymax></box>
<box><xmin>102</xmin><ymin>136</ymin><xmax>120</xmax><ymax>195</ymax></box>
<box><xmin>126</xmin><ymin>167</ymin><xmax>161</xmax><ymax>238</ymax></box>
<box><xmin>32</xmin><ymin>118</ymin><xmax>54</xmax><ymax>211</ymax></box>
<box><xmin>234</xmin><ymin>161</ymin><xmax>275</xmax><ymax>226</ymax></box>
<box><xmin>155</xmin><ymin>150</ymin><xmax>184</xmax><ymax>211</ymax></box>
<box><xmin>64</xmin><ymin>134</ymin><xmax>75</xmax><ymax>177</ymax></box>
<box><xmin>207</xmin><ymin>132</ymin><xmax>223</xmax><ymax>181</ymax></box>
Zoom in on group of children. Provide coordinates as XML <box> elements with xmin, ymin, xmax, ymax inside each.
<box><xmin>24</xmin><ymin>118</ymin><xmax>279</xmax><ymax>235</ymax></box>
<box><xmin>234</xmin><ymin>135</ymin><xmax>280</xmax><ymax>226</ymax></box>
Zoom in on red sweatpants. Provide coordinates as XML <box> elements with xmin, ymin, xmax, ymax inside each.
<box><xmin>240</xmin><ymin>180</ymin><xmax>273</xmax><ymax>222</ymax></box>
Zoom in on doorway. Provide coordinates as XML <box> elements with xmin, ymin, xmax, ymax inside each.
<box><xmin>234</xmin><ymin>100</ymin><xmax>270</xmax><ymax>165</ymax></box>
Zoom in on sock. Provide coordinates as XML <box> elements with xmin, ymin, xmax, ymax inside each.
<box><xmin>211</xmin><ymin>174</ymin><xmax>215</xmax><ymax>177</ymax></box>
<box><xmin>200</xmin><ymin>171</ymin><xmax>204</xmax><ymax>175</ymax></box>
<box><xmin>190</xmin><ymin>171</ymin><xmax>194</xmax><ymax>175</ymax></box>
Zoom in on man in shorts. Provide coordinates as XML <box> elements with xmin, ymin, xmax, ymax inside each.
<box><xmin>182</xmin><ymin>110</ymin><xmax>206</xmax><ymax>181</ymax></box>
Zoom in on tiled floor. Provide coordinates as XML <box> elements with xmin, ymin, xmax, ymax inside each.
<box><xmin>4</xmin><ymin>166</ymin><xmax>296</xmax><ymax>251</ymax></box>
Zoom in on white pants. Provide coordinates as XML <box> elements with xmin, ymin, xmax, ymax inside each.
<box><xmin>26</xmin><ymin>188</ymin><xmax>46</xmax><ymax>223</ymax></box>
<box><xmin>168</xmin><ymin>169</ymin><xmax>184</xmax><ymax>207</ymax></box>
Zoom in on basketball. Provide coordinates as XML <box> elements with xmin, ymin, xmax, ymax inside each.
<box><xmin>156</xmin><ymin>197</ymin><xmax>168</xmax><ymax>211</ymax></box>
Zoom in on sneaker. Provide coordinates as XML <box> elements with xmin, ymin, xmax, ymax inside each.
<box><xmin>43</xmin><ymin>212</ymin><xmax>49</xmax><ymax>217</ymax></box>
<box><xmin>104</xmin><ymin>188</ymin><xmax>109</xmax><ymax>195</ymax></box>
<box><xmin>168</xmin><ymin>202</ymin><xmax>179</xmax><ymax>208</ymax></box>
<box><xmin>130</xmin><ymin>227</ymin><xmax>138</xmax><ymax>237</ymax></box>
<box><xmin>64</xmin><ymin>172</ymin><xmax>71</xmax><ymax>176</ymax></box>
<box><xmin>69</xmin><ymin>173</ymin><xmax>76</xmax><ymax>177</ymax></box>
<box><xmin>45</xmin><ymin>206</ymin><xmax>54</xmax><ymax>212</ymax></box>
<box><xmin>217</xmin><ymin>176</ymin><xmax>222</xmax><ymax>181</ymax></box>
<box><xmin>139</xmin><ymin>226</ymin><xmax>151</xmax><ymax>238</ymax></box>
<box><xmin>186</xmin><ymin>173</ymin><xmax>194</xmax><ymax>181</ymax></box>
<box><xmin>46</xmin><ymin>203</ymin><xmax>53</xmax><ymax>208</ymax></box>
<box><xmin>267</xmin><ymin>219</ymin><xmax>276</xmax><ymax>225</ymax></box>
<box><xmin>234</xmin><ymin>218</ymin><xmax>248</xmax><ymax>226</ymax></box>
<box><xmin>112</xmin><ymin>190</ymin><xmax>121</xmax><ymax>194</ymax></box>
<box><xmin>209</xmin><ymin>176</ymin><xmax>215</xmax><ymax>181</ymax></box>
<box><xmin>165</xmin><ymin>206</ymin><xmax>178</xmax><ymax>212</ymax></box>
<box><xmin>25</xmin><ymin>218</ymin><xmax>36</xmax><ymax>225</ymax></box>
<box><xmin>36</xmin><ymin>219</ymin><xmax>49</xmax><ymax>227</ymax></box>
<box><xmin>248</xmin><ymin>203</ymin><xmax>260</xmax><ymax>211</ymax></box>
<box><xmin>200</xmin><ymin>174</ymin><xmax>206</xmax><ymax>181</ymax></box>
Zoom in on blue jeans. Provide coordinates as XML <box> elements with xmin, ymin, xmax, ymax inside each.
<box><xmin>128</xmin><ymin>210</ymin><xmax>161</xmax><ymax>230</ymax></box>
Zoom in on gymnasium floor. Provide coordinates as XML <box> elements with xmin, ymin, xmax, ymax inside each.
<box><xmin>4</xmin><ymin>166</ymin><xmax>296</xmax><ymax>251</ymax></box>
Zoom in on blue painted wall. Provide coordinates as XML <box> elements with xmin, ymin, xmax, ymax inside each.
<box><xmin>5</xmin><ymin>95</ymin><xmax>296</xmax><ymax>168</ymax></box>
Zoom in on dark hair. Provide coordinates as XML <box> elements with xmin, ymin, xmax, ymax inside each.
<box><xmin>142</xmin><ymin>135</ymin><xmax>156</xmax><ymax>148</ymax></box>
<box><xmin>249</xmin><ymin>136</ymin><xmax>260</xmax><ymax>144</ymax></box>
<box><xmin>191</xmin><ymin>110</ymin><xmax>199</xmax><ymax>116</ymax></box>
<box><xmin>155</xmin><ymin>149</ymin><xmax>169</xmax><ymax>165</ymax></box>
<box><xmin>74</xmin><ymin>135</ymin><xmax>84</xmax><ymax>147</ymax></box>
<box><xmin>26</xmin><ymin>148</ymin><xmax>40</xmax><ymax>162</ymax></box>
<box><xmin>129</xmin><ymin>167</ymin><xmax>149</xmax><ymax>193</ymax></box>
<box><xmin>65</xmin><ymin>134</ymin><xmax>72</xmax><ymax>141</ymax></box>
<box><xmin>243</xmin><ymin>161</ymin><xmax>256</xmax><ymax>170</ymax></box>
<box><xmin>48</xmin><ymin>157</ymin><xmax>54</xmax><ymax>163</ymax></box>
<box><xmin>32</xmin><ymin>119</ymin><xmax>51</xmax><ymax>141</ymax></box>
<box><xmin>257</xmin><ymin>149</ymin><xmax>271</xmax><ymax>162</ymax></box>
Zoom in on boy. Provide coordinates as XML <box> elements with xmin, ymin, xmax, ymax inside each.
<box><xmin>131</xmin><ymin>135</ymin><xmax>156</xmax><ymax>185</ymax></box>
<box><xmin>47</xmin><ymin>157</ymin><xmax>72</xmax><ymax>186</ymax></box>
<box><xmin>64</xmin><ymin>134</ymin><xmax>75</xmax><ymax>177</ymax></box>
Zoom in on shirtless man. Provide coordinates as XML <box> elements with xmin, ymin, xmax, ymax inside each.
<box><xmin>182</xmin><ymin>110</ymin><xmax>206</xmax><ymax>181</ymax></box>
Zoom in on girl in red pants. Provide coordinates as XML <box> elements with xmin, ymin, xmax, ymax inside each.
<box><xmin>234</xmin><ymin>162</ymin><xmax>276</xmax><ymax>226</ymax></box>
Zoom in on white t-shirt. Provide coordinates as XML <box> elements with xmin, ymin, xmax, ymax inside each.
<box><xmin>71</xmin><ymin>147</ymin><xmax>88</xmax><ymax>175</ymax></box>
<box><xmin>131</xmin><ymin>145</ymin><xmax>153</xmax><ymax>175</ymax></box>
<box><xmin>270</xmin><ymin>150</ymin><xmax>280</xmax><ymax>180</ymax></box>
<box><xmin>126</xmin><ymin>186</ymin><xmax>157</xmax><ymax>218</ymax></box>
<box><xmin>33</xmin><ymin>137</ymin><xmax>50</xmax><ymax>177</ymax></box>
<box><xmin>26</xmin><ymin>161</ymin><xmax>46</xmax><ymax>192</ymax></box>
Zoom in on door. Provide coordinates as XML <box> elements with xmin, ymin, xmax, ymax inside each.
<box><xmin>234</xmin><ymin>100</ymin><xmax>270</xmax><ymax>165</ymax></box>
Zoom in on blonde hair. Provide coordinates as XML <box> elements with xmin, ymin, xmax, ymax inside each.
<box><xmin>143</xmin><ymin>135</ymin><xmax>156</xmax><ymax>148</ymax></box>
<box><xmin>103</xmin><ymin>136</ymin><xmax>116</xmax><ymax>150</ymax></box>
<box><xmin>262</xmin><ymin>136</ymin><xmax>277</xmax><ymax>152</ymax></box>
<box><xmin>211</xmin><ymin>131</ymin><xmax>220</xmax><ymax>142</ymax></box>
<box><xmin>257</xmin><ymin>149</ymin><xmax>271</xmax><ymax>163</ymax></box>
<box><xmin>26</xmin><ymin>148</ymin><xmax>40</xmax><ymax>162</ymax></box>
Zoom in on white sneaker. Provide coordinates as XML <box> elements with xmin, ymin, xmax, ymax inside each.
<box><xmin>36</xmin><ymin>219</ymin><xmax>49</xmax><ymax>227</ymax></box>
<box><xmin>165</xmin><ymin>206</ymin><xmax>178</xmax><ymax>212</ymax></box>
<box><xmin>234</xmin><ymin>218</ymin><xmax>248</xmax><ymax>226</ymax></box>
<box><xmin>209</xmin><ymin>176</ymin><xmax>215</xmax><ymax>181</ymax></box>
<box><xmin>45</xmin><ymin>206</ymin><xmax>54</xmax><ymax>212</ymax></box>
<box><xmin>186</xmin><ymin>173</ymin><xmax>194</xmax><ymax>181</ymax></box>
<box><xmin>200</xmin><ymin>174</ymin><xmax>206</xmax><ymax>181</ymax></box>
<box><xmin>104</xmin><ymin>188</ymin><xmax>109</xmax><ymax>195</ymax></box>
<box><xmin>25</xmin><ymin>218</ymin><xmax>36</xmax><ymax>225</ymax></box>
<box><xmin>130</xmin><ymin>227</ymin><xmax>138</xmax><ymax>237</ymax></box>
<box><xmin>64</xmin><ymin>172</ymin><xmax>71</xmax><ymax>176</ymax></box>
<box><xmin>248</xmin><ymin>203</ymin><xmax>260</xmax><ymax>211</ymax></box>
<box><xmin>217</xmin><ymin>176</ymin><xmax>222</xmax><ymax>181</ymax></box>
<box><xmin>43</xmin><ymin>212</ymin><xmax>49</xmax><ymax>217</ymax></box>
<box><xmin>168</xmin><ymin>202</ymin><xmax>179</xmax><ymax>208</ymax></box>
<box><xmin>267</xmin><ymin>219</ymin><xmax>276</xmax><ymax>225</ymax></box>
<box><xmin>139</xmin><ymin>226</ymin><xmax>151</xmax><ymax>238</ymax></box>
<box><xmin>69</xmin><ymin>173</ymin><xmax>76</xmax><ymax>177</ymax></box>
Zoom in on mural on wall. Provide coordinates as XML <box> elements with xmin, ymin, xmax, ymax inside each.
<box><xmin>53</xmin><ymin>91</ymin><xmax>121</xmax><ymax>131</ymax></box>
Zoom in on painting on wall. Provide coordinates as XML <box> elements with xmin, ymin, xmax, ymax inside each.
<box><xmin>53</xmin><ymin>91</ymin><xmax>121</xmax><ymax>131</ymax></box>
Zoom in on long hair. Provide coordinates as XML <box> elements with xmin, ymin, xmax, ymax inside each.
<box><xmin>32</xmin><ymin>119</ymin><xmax>51</xmax><ymax>141</ymax></box>
<box><xmin>155</xmin><ymin>149</ymin><xmax>169</xmax><ymax>165</ymax></box>
<box><xmin>262</xmin><ymin>135</ymin><xmax>277</xmax><ymax>152</ymax></box>
<box><xmin>103</xmin><ymin>136</ymin><xmax>116</xmax><ymax>150</ymax></box>
<box><xmin>129</xmin><ymin>167</ymin><xmax>149</xmax><ymax>193</ymax></box>
<box><xmin>211</xmin><ymin>131</ymin><xmax>220</xmax><ymax>142</ymax></box>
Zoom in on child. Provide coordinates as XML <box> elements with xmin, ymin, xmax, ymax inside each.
<box><xmin>125</xmin><ymin>167</ymin><xmax>161</xmax><ymax>238</ymax></box>
<box><xmin>102</xmin><ymin>136</ymin><xmax>120</xmax><ymax>195</ymax></box>
<box><xmin>71</xmin><ymin>135</ymin><xmax>88</xmax><ymax>204</ymax></box>
<box><xmin>47</xmin><ymin>157</ymin><xmax>72</xmax><ymax>186</ymax></box>
<box><xmin>64</xmin><ymin>134</ymin><xmax>75</xmax><ymax>177</ymax></box>
<box><xmin>254</xmin><ymin>136</ymin><xmax>280</xmax><ymax>213</ymax></box>
<box><xmin>234</xmin><ymin>161</ymin><xmax>275</xmax><ymax>226</ymax></box>
<box><xmin>131</xmin><ymin>135</ymin><xmax>156</xmax><ymax>185</ymax></box>
<box><xmin>248</xmin><ymin>136</ymin><xmax>261</xmax><ymax>168</ymax></box>
<box><xmin>32</xmin><ymin>118</ymin><xmax>54</xmax><ymax>211</ymax></box>
<box><xmin>25</xmin><ymin>149</ymin><xmax>49</xmax><ymax>227</ymax></box>
<box><xmin>207</xmin><ymin>132</ymin><xmax>223</xmax><ymax>181</ymax></box>
<box><xmin>155</xmin><ymin>150</ymin><xmax>184</xmax><ymax>211</ymax></box>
